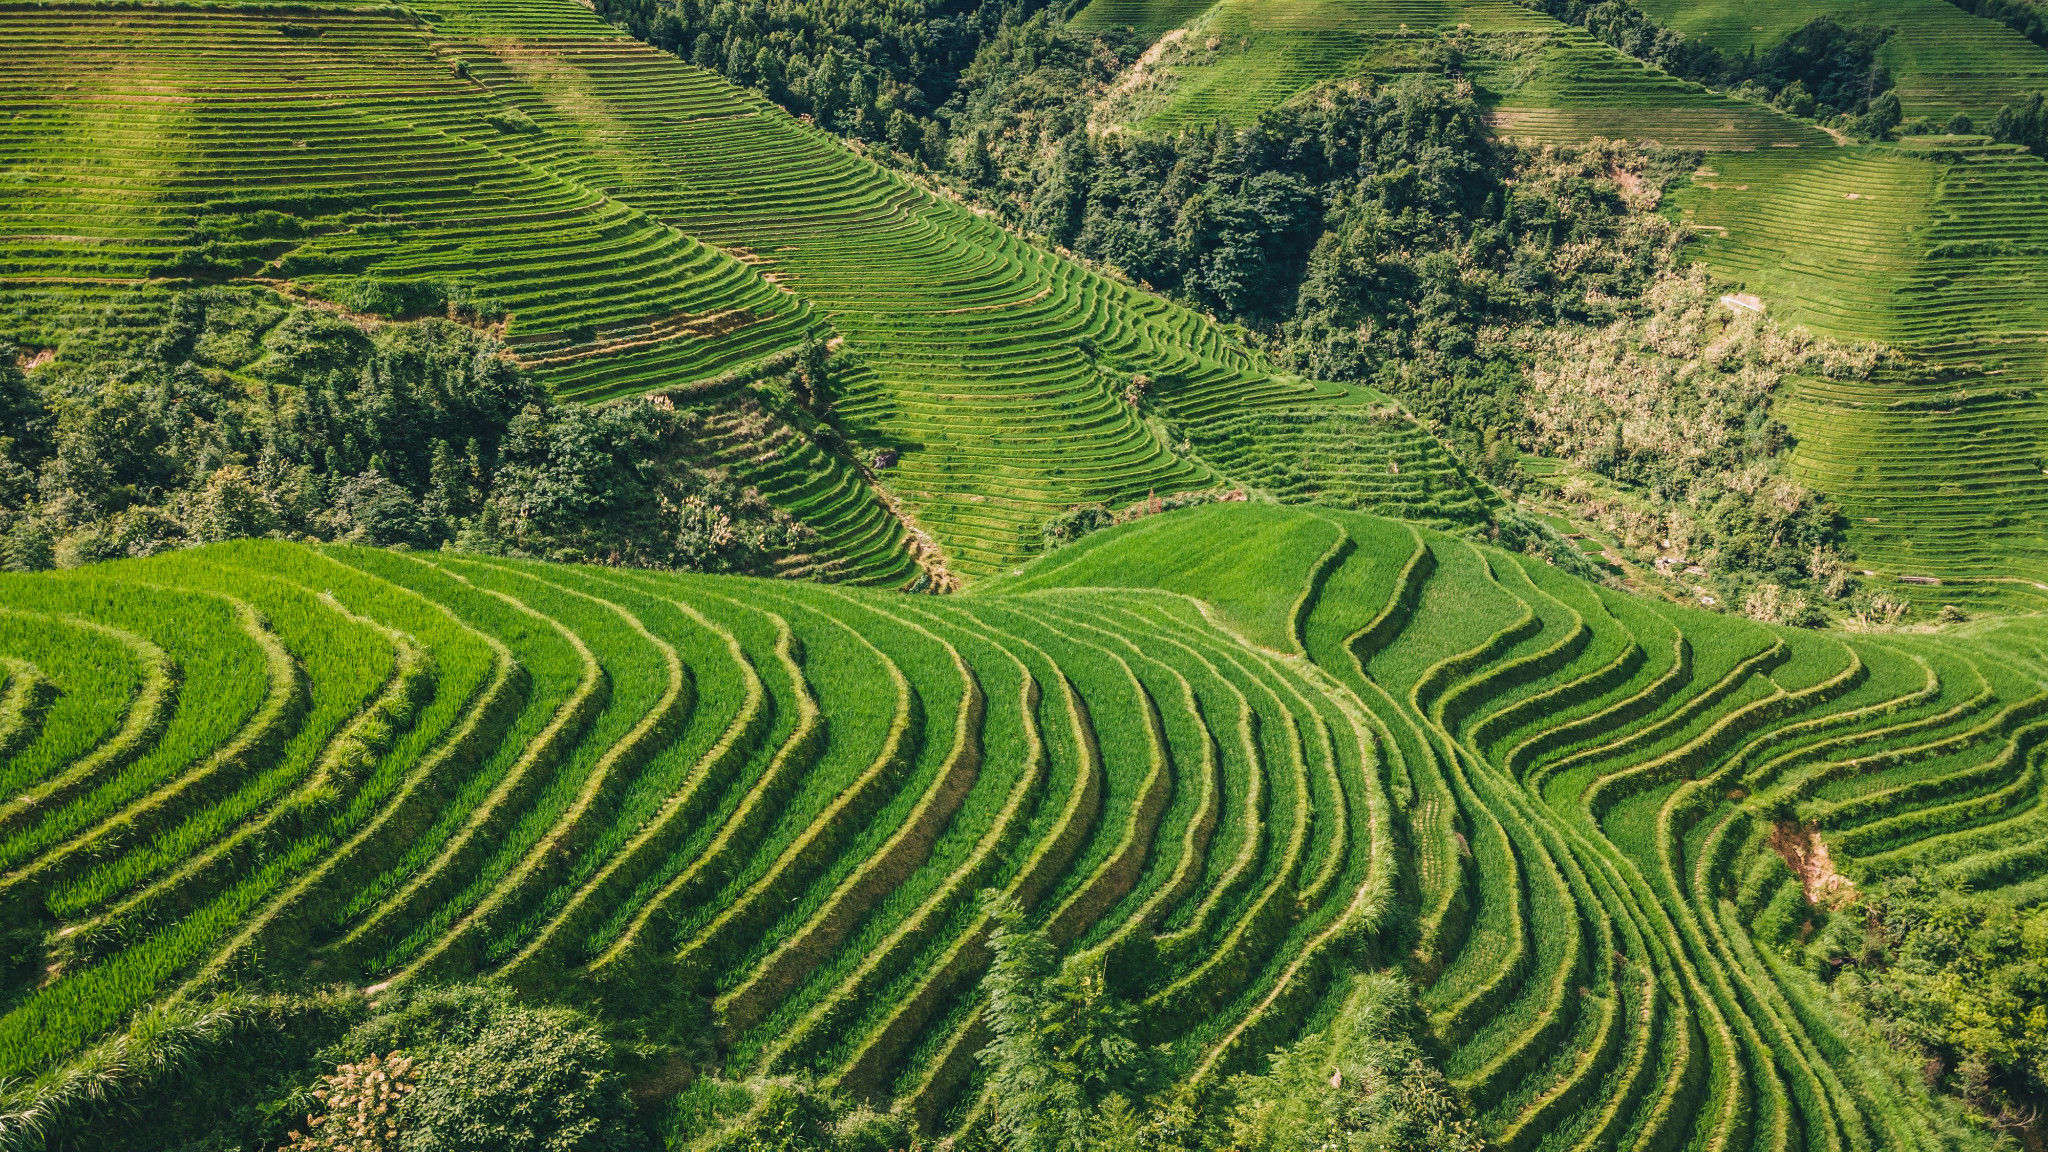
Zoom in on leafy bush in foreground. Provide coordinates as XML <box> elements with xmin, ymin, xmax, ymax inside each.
<box><xmin>296</xmin><ymin>984</ymin><xmax>643</xmax><ymax>1152</ymax></box>
<box><xmin>1808</xmin><ymin>874</ymin><xmax>2048</xmax><ymax>1134</ymax></box>
<box><xmin>1221</xmin><ymin>974</ymin><xmax>1481</xmax><ymax>1152</ymax></box>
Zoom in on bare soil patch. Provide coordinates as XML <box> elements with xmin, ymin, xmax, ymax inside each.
<box><xmin>1770</xmin><ymin>820</ymin><xmax>1855</xmax><ymax>909</ymax></box>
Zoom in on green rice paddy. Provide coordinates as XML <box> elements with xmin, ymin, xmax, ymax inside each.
<box><xmin>1</xmin><ymin>504</ymin><xmax>2038</xmax><ymax>1147</ymax></box>
<box><xmin>0</xmin><ymin>0</ymin><xmax>1494</xmax><ymax>581</ymax></box>
<box><xmin>1669</xmin><ymin>139</ymin><xmax>2048</xmax><ymax>606</ymax></box>
<box><xmin>1631</xmin><ymin>0</ymin><xmax>2048</xmax><ymax>120</ymax></box>
<box><xmin>5</xmin><ymin>0</ymin><xmax>2048</xmax><ymax>1143</ymax></box>
<box><xmin>1079</xmin><ymin>0</ymin><xmax>1829</xmax><ymax>146</ymax></box>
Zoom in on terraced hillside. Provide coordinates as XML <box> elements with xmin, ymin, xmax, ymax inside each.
<box><xmin>2</xmin><ymin>503</ymin><xmax>2037</xmax><ymax>1147</ymax></box>
<box><xmin>0</xmin><ymin>0</ymin><xmax>1494</xmax><ymax>580</ymax></box>
<box><xmin>1629</xmin><ymin>0</ymin><xmax>2048</xmax><ymax>121</ymax></box>
<box><xmin>0</xmin><ymin>5</ymin><xmax>813</xmax><ymax>400</ymax></box>
<box><xmin>1079</xmin><ymin>0</ymin><xmax>1829</xmax><ymax>146</ymax></box>
<box><xmin>1669</xmin><ymin>139</ymin><xmax>2048</xmax><ymax>605</ymax></box>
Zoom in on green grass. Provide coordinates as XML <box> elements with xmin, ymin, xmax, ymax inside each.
<box><xmin>1088</xmin><ymin>0</ymin><xmax>1828</xmax><ymax>148</ymax></box>
<box><xmin>1669</xmin><ymin>141</ymin><xmax>2048</xmax><ymax>599</ymax></box>
<box><xmin>1631</xmin><ymin>0</ymin><xmax>2048</xmax><ymax>121</ymax></box>
<box><xmin>3</xmin><ymin>487</ymin><xmax>2041</xmax><ymax>1146</ymax></box>
<box><xmin>0</xmin><ymin>0</ymin><xmax>1560</xmax><ymax>579</ymax></box>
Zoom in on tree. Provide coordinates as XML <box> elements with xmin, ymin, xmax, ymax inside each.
<box><xmin>1222</xmin><ymin>974</ymin><xmax>1481</xmax><ymax>1152</ymax></box>
<box><xmin>1814</xmin><ymin>874</ymin><xmax>2048</xmax><ymax>1131</ymax></box>
<box><xmin>1856</xmin><ymin>90</ymin><xmax>1903</xmax><ymax>138</ymax></box>
<box><xmin>789</xmin><ymin>335</ymin><xmax>833</xmax><ymax>414</ymax></box>
<box><xmin>1991</xmin><ymin>93</ymin><xmax>2048</xmax><ymax>156</ymax></box>
<box><xmin>979</xmin><ymin>896</ymin><xmax>1149</xmax><ymax>1152</ymax></box>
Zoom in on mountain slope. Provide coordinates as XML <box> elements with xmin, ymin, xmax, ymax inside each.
<box><xmin>1079</xmin><ymin>0</ymin><xmax>1830</xmax><ymax>146</ymax></box>
<box><xmin>1</xmin><ymin>0</ymin><xmax>1500</xmax><ymax>579</ymax></box>
<box><xmin>1670</xmin><ymin>139</ymin><xmax>2048</xmax><ymax>606</ymax></box>
<box><xmin>1630</xmin><ymin>0</ymin><xmax>2048</xmax><ymax>121</ymax></box>
<box><xmin>0</xmin><ymin>504</ymin><xmax>2037</xmax><ymax>1147</ymax></box>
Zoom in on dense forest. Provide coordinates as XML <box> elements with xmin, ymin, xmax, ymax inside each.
<box><xmin>0</xmin><ymin>292</ymin><xmax>820</xmax><ymax>578</ymax></box>
<box><xmin>955</xmin><ymin>19</ymin><xmax>1866</xmax><ymax>614</ymax></box>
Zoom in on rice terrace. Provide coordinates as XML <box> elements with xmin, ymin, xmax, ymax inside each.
<box><xmin>1</xmin><ymin>0</ymin><xmax>2047</xmax><ymax>1146</ymax></box>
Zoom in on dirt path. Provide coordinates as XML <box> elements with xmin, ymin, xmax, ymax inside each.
<box><xmin>1093</xmin><ymin>26</ymin><xmax>1188</xmax><ymax>129</ymax></box>
<box><xmin>1770</xmin><ymin>820</ymin><xmax>1855</xmax><ymax>909</ymax></box>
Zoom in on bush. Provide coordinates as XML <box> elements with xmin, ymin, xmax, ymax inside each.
<box><xmin>485</xmin><ymin>107</ymin><xmax>544</xmax><ymax>134</ymax></box>
<box><xmin>1991</xmin><ymin>92</ymin><xmax>2048</xmax><ymax>157</ymax></box>
<box><xmin>1486</xmin><ymin>505</ymin><xmax>1609</xmax><ymax>584</ymax></box>
<box><xmin>332</xmin><ymin>277</ymin><xmax>451</xmax><ymax>319</ymax></box>
<box><xmin>1</xmin><ymin>516</ymin><xmax>53</xmax><ymax>572</ymax></box>
<box><xmin>466</xmin><ymin>399</ymin><xmax>813</xmax><ymax>572</ymax></box>
<box><xmin>298</xmin><ymin>984</ymin><xmax>644</xmax><ymax>1152</ymax></box>
<box><xmin>326</xmin><ymin>470</ymin><xmax>435</xmax><ymax>547</ymax></box>
<box><xmin>1813</xmin><ymin>874</ymin><xmax>2048</xmax><ymax>1130</ymax></box>
<box><xmin>285</xmin><ymin>1052</ymin><xmax>416</xmax><ymax>1151</ymax></box>
<box><xmin>1040</xmin><ymin>490</ymin><xmax>1240</xmax><ymax>552</ymax></box>
<box><xmin>979</xmin><ymin>897</ymin><xmax>1154</xmax><ymax>1152</ymax></box>
<box><xmin>1220</xmin><ymin>973</ymin><xmax>1481</xmax><ymax>1152</ymax></box>
<box><xmin>184</xmin><ymin>464</ymin><xmax>281</xmax><ymax>543</ymax></box>
<box><xmin>400</xmin><ymin>1015</ymin><xmax>636</xmax><ymax>1152</ymax></box>
<box><xmin>1042</xmin><ymin>503</ymin><xmax>1114</xmax><ymax>550</ymax></box>
<box><xmin>1854</xmin><ymin>91</ymin><xmax>1904</xmax><ymax>139</ymax></box>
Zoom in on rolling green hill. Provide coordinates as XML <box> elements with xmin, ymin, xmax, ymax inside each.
<box><xmin>0</xmin><ymin>0</ymin><xmax>1497</xmax><ymax>582</ymax></box>
<box><xmin>1668</xmin><ymin>138</ymin><xmax>2048</xmax><ymax>605</ymax></box>
<box><xmin>1074</xmin><ymin>0</ymin><xmax>2048</xmax><ymax>603</ymax></box>
<box><xmin>0</xmin><ymin>503</ymin><xmax>2040</xmax><ymax>1146</ymax></box>
<box><xmin>8</xmin><ymin>0</ymin><xmax>2048</xmax><ymax>1144</ymax></box>
<box><xmin>1079</xmin><ymin>0</ymin><xmax>1830</xmax><ymax>146</ymax></box>
<box><xmin>1629</xmin><ymin>0</ymin><xmax>2048</xmax><ymax>121</ymax></box>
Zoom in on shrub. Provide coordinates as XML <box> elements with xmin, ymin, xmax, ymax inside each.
<box><xmin>979</xmin><ymin>897</ymin><xmax>1152</xmax><ymax>1152</ymax></box>
<box><xmin>185</xmin><ymin>464</ymin><xmax>281</xmax><ymax>543</ymax></box>
<box><xmin>1486</xmin><ymin>505</ymin><xmax>1608</xmax><ymax>584</ymax></box>
<box><xmin>299</xmin><ymin>984</ymin><xmax>644</xmax><ymax>1152</ymax></box>
<box><xmin>1040</xmin><ymin>490</ymin><xmax>1239</xmax><ymax>552</ymax></box>
<box><xmin>332</xmin><ymin>278</ymin><xmax>451</xmax><ymax>319</ymax></box>
<box><xmin>326</xmin><ymin>471</ymin><xmax>435</xmax><ymax>547</ymax></box>
<box><xmin>466</xmin><ymin>399</ymin><xmax>813</xmax><ymax>572</ymax></box>
<box><xmin>1752</xmin><ymin>18</ymin><xmax>1893</xmax><ymax>117</ymax></box>
<box><xmin>285</xmin><ymin>1052</ymin><xmax>417</xmax><ymax>1152</ymax></box>
<box><xmin>1042</xmin><ymin>503</ymin><xmax>1114</xmax><ymax>550</ymax></box>
<box><xmin>399</xmin><ymin>1016</ymin><xmax>635</xmax><ymax>1152</ymax></box>
<box><xmin>1813</xmin><ymin>874</ymin><xmax>2048</xmax><ymax>1130</ymax></box>
<box><xmin>1990</xmin><ymin>92</ymin><xmax>2048</xmax><ymax>157</ymax></box>
<box><xmin>485</xmin><ymin>107</ymin><xmax>544</xmax><ymax>134</ymax></box>
<box><xmin>1220</xmin><ymin>973</ymin><xmax>1481</xmax><ymax>1152</ymax></box>
<box><xmin>1855</xmin><ymin>91</ymin><xmax>1904</xmax><ymax>139</ymax></box>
